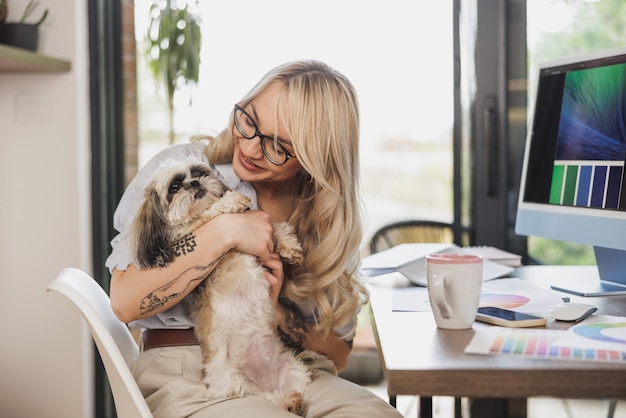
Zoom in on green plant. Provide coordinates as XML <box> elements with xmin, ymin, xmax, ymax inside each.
<box><xmin>145</xmin><ymin>0</ymin><xmax>201</xmax><ymax>145</ymax></box>
<box><xmin>20</xmin><ymin>0</ymin><xmax>48</xmax><ymax>26</ymax></box>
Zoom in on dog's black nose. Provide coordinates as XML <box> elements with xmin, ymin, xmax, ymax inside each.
<box><xmin>190</xmin><ymin>180</ymin><xmax>200</xmax><ymax>188</ymax></box>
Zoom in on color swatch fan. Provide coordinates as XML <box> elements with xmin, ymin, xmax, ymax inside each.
<box><xmin>465</xmin><ymin>316</ymin><xmax>626</xmax><ymax>363</ymax></box>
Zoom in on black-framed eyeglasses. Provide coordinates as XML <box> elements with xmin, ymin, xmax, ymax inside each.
<box><xmin>233</xmin><ymin>105</ymin><xmax>295</xmax><ymax>166</ymax></box>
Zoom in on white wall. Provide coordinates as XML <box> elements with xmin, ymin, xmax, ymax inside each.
<box><xmin>0</xmin><ymin>0</ymin><xmax>92</xmax><ymax>416</ymax></box>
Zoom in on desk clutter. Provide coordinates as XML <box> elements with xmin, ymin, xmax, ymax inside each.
<box><xmin>366</xmin><ymin>263</ymin><xmax>626</xmax><ymax>410</ymax></box>
<box><xmin>362</xmin><ymin>244</ymin><xmax>626</xmax><ymax>364</ymax></box>
<box><xmin>381</xmin><ymin>275</ymin><xmax>626</xmax><ymax>363</ymax></box>
<box><xmin>360</xmin><ymin>243</ymin><xmax>516</xmax><ymax>286</ymax></box>
<box><xmin>465</xmin><ymin>315</ymin><xmax>626</xmax><ymax>363</ymax></box>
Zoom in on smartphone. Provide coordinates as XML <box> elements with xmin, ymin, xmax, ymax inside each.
<box><xmin>475</xmin><ymin>306</ymin><xmax>546</xmax><ymax>328</ymax></box>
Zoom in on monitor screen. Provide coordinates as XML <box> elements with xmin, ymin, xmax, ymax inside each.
<box><xmin>516</xmin><ymin>48</ymin><xmax>626</xmax><ymax>296</ymax></box>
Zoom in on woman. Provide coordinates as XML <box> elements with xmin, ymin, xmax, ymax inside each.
<box><xmin>107</xmin><ymin>60</ymin><xmax>402</xmax><ymax>417</ymax></box>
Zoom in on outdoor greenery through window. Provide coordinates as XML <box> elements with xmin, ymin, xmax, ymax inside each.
<box><xmin>134</xmin><ymin>0</ymin><xmax>454</xmax><ymax>250</ymax></box>
<box><xmin>526</xmin><ymin>0</ymin><xmax>624</xmax><ymax>265</ymax></box>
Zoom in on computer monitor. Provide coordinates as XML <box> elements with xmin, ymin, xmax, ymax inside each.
<box><xmin>515</xmin><ymin>48</ymin><xmax>626</xmax><ymax>296</ymax></box>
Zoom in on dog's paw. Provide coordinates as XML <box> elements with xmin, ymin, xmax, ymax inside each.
<box><xmin>272</xmin><ymin>222</ymin><xmax>304</xmax><ymax>264</ymax></box>
<box><xmin>221</xmin><ymin>190</ymin><xmax>251</xmax><ymax>213</ymax></box>
<box><xmin>264</xmin><ymin>390</ymin><xmax>304</xmax><ymax>415</ymax></box>
<box><xmin>283</xmin><ymin>391</ymin><xmax>304</xmax><ymax>415</ymax></box>
<box><xmin>203</xmin><ymin>371</ymin><xmax>248</xmax><ymax>400</ymax></box>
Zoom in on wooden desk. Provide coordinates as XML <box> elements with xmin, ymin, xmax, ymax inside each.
<box><xmin>368</xmin><ymin>266</ymin><xmax>626</xmax><ymax>416</ymax></box>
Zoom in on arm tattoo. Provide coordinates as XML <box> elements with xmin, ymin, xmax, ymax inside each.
<box><xmin>277</xmin><ymin>297</ymin><xmax>307</xmax><ymax>354</ymax></box>
<box><xmin>172</xmin><ymin>233</ymin><xmax>197</xmax><ymax>257</ymax></box>
<box><xmin>139</xmin><ymin>255</ymin><xmax>222</xmax><ymax>315</ymax></box>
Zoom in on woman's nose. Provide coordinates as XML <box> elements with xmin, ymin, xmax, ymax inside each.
<box><xmin>238</xmin><ymin>136</ymin><xmax>264</xmax><ymax>159</ymax></box>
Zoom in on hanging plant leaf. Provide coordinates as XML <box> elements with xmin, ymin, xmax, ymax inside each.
<box><xmin>145</xmin><ymin>0</ymin><xmax>202</xmax><ymax>144</ymax></box>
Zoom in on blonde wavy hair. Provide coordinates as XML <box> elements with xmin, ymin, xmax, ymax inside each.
<box><xmin>195</xmin><ymin>60</ymin><xmax>368</xmax><ymax>336</ymax></box>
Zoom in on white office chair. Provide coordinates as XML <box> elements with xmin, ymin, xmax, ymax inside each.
<box><xmin>47</xmin><ymin>267</ymin><xmax>152</xmax><ymax>418</ymax></box>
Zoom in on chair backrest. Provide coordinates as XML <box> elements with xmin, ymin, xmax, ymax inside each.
<box><xmin>370</xmin><ymin>220</ymin><xmax>454</xmax><ymax>254</ymax></box>
<box><xmin>47</xmin><ymin>267</ymin><xmax>152</xmax><ymax>418</ymax></box>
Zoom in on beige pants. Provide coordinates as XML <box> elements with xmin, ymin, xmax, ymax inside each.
<box><xmin>132</xmin><ymin>345</ymin><xmax>402</xmax><ymax>418</ymax></box>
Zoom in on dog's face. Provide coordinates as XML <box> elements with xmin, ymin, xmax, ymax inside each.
<box><xmin>149</xmin><ymin>158</ymin><xmax>226</xmax><ymax>227</ymax></box>
<box><xmin>130</xmin><ymin>157</ymin><xmax>227</xmax><ymax>268</ymax></box>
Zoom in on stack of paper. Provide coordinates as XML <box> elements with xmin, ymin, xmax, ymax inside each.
<box><xmin>463</xmin><ymin>246</ymin><xmax>522</xmax><ymax>267</ymax></box>
<box><xmin>360</xmin><ymin>243</ymin><xmax>514</xmax><ymax>287</ymax></box>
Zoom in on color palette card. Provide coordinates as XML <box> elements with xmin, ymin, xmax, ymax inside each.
<box><xmin>465</xmin><ymin>321</ymin><xmax>626</xmax><ymax>363</ymax></box>
<box><xmin>553</xmin><ymin>315</ymin><xmax>626</xmax><ymax>353</ymax></box>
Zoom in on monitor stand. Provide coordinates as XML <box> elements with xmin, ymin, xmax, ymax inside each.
<box><xmin>550</xmin><ymin>246</ymin><xmax>626</xmax><ymax>297</ymax></box>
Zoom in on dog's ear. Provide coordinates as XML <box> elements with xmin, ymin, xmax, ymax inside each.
<box><xmin>131</xmin><ymin>188</ymin><xmax>175</xmax><ymax>269</ymax></box>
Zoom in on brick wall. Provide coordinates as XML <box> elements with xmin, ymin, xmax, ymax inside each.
<box><xmin>121</xmin><ymin>0</ymin><xmax>138</xmax><ymax>185</ymax></box>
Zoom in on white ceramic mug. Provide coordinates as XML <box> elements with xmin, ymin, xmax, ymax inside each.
<box><xmin>426</xmin><ymin>253</ymin><xmax>483</xmax><ymax>329</ymax></box>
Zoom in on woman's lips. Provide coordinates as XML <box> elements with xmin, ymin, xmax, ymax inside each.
<box><xmin>238</xmin><ymin>149</ymin><xmax>262</xmax><ymax>171</ymax></box>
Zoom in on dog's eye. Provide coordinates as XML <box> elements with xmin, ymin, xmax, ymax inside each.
<box><xmin>168</xmin><ymin>174</ymin><xmax>186</xmax><ymax>196</ymax></box>
<box><xmin>190</xmin><ymin>165</ymin><xmax>211</xmax><ymax>179</ymax></box>
<box><xmin>168</xmin><ymin>182</ymin><xmax>181</xmax><ymax>195</ymax></box>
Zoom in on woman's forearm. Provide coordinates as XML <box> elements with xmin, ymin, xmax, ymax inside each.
<box><xmin>110</xmin><ymin>224</ymin><xmax>232</xmax><ymax>323</ymax></box>
<box><xmin>110</xmin><ymin>210</ymin><xmax>279</xmax><ymax>323</ymax></box>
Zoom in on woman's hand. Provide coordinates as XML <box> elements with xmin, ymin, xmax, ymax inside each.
<box><xmin>209</xmin><ymin>210</ymin><xmax>276</xmax><ymax>262</ymax></box>
<box><xmin>262</xmin><ymin>253</ymin><xmax>285</xmax><ymax>303</ymax></box>
<box><xmin>212</xmin><ymin>211</ymin><xmax>286</xmax><ymax>302</ymax></box>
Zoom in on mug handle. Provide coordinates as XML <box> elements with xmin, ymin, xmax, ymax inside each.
<box><xmin>430</xmin><ymin>274</ymin><xmax>452</xmax><ymax>319</ymax></box>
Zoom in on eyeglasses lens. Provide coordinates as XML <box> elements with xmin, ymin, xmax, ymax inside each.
<box><xmin>234</xmin><ymin>107</ymin><xmax>289</xmax><ymax>165</ymax></box>
<box><xmin>234</xmin><ymin>108</ymin><xmax>256</xmax><ymax>139</ymax></box>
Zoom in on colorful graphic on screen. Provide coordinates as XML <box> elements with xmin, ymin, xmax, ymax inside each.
<box><xmin>549</xmin><ymin>63</ymin><xmax>626</xmax><ymax>211</ymax></box>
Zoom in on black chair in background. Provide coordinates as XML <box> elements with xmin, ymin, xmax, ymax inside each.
<box><xmin>370</xmin><ymin>219</ymin><xmax>455</xmax><ymax>254</ymax></box>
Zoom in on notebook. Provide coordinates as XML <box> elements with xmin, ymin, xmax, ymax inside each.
<box><xmin>360</xmin><ymin>243</ymin><xmax>514</xmax><ymax>286</ymax></box>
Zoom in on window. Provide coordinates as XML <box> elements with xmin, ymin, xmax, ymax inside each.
<box><xmin>133</xmin><ymin>0</ymin><xmax>454</xmax><ymax>246</ymax></box>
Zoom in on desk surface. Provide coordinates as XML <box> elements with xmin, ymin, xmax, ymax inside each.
<box><xmin>368</xmin><ymin>265</ymin><xmax>626</xmax><ymax>399</ymax></box>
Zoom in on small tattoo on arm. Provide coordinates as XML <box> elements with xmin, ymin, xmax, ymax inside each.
<box><xmin>172</xmin><ymin>233</ymin><xmax>197</xmax><ymax>257</ymax></box>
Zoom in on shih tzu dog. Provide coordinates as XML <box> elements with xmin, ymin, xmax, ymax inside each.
<box><xmin>129</xmin><ymin>156</ymin><xmax>311</xmax><ymax>413</ymax></box>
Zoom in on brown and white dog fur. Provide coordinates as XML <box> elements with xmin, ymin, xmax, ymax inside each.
<box><xmin>129</xmin><ymin>157</ymin><xmax>311</xmax><ymax>413</ymax></box>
